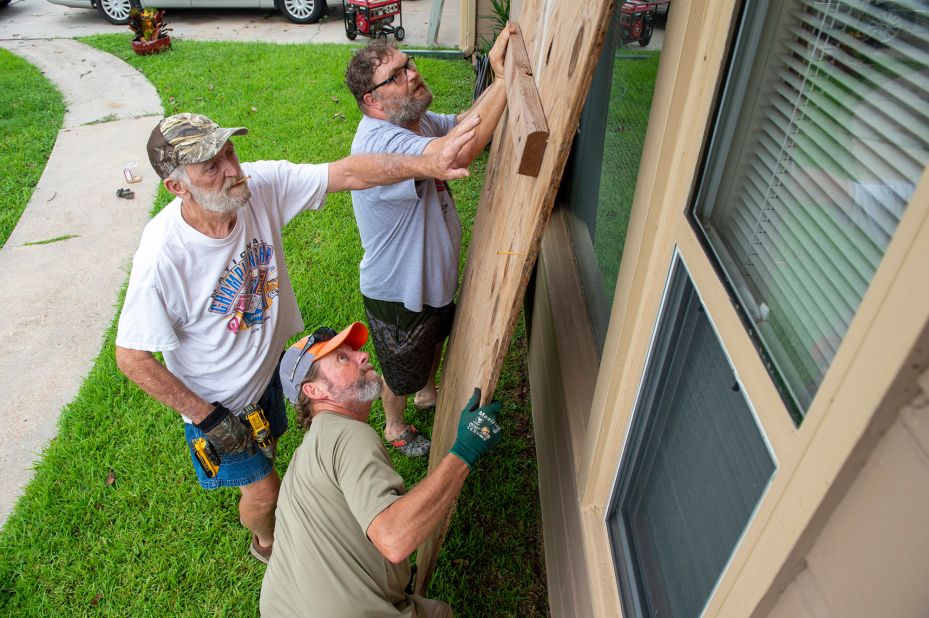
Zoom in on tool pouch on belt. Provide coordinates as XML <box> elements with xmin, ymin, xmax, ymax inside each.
<box><xmin>238</xmin><ymin>403</ymin><xmax>276</xmax><ymax>462</ymax></box>
<box><xmin>195</xmin><ymin>402</ymin><xmax>255</xmax><ymax>457</ymax></box>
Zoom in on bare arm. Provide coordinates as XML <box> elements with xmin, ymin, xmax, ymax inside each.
<box><xmin>425</xmin><ymin>22</ymin><xmax>516</xmax><ymax>167</ymax></box>
<box><xmin>366</xmin><ymin>453</ymin><xmax>470</xmax><ymax>563</ymax></box>
<box><xmin>115</xmin><ymin>345</ymin><xmax>214</xmax><ymax>423</ymax></box>
<box><xmin>326</xmin><ymin>115</ymin><xmax>480</xmax><ymax>192</ymax></box>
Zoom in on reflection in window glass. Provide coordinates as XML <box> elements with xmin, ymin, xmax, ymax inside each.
<box><xmin>608</xmin><ymin>261</ymin><xmax>775</xmax><ymax>617</ymax></box>
<box><xmin>563</xmin><ymin>3</ymin><xmax>663</xmax><ymax>353</ymax></box>
<box><xmin>691</xmin><ymin>0</ymin><xmax>929</xmax><ymax>416</ymax></box>
<box><xmin>595</xmin><ymin>55</ymin><xmax>660</xmax><ymax>303</ymax></box>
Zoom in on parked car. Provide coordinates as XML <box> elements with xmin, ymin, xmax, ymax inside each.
<box><xmin>46</xmin><ymin>0</ymin><xmax>326</xmax><ymax>26</ymax></box>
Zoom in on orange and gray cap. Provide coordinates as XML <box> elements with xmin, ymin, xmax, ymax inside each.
<box><xmin>147</xmin><ymin>112</ymin><xmax>248</xmax><ymax>179</ymax></box>
<box><xmin>280</xmin><ymin>322</ymin><xmax>369</xmax><ymax>404</ymax></box>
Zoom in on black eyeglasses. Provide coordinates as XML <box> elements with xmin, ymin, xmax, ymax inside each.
<box><xmin>289</xmin><ymin>327</ymin><xmax>337</xmax><ymax>381</ymax></box>
<box><xmin>366</xmin><ymin>58</ymin><xmax>416</xmax><ymax>94</ymax></box>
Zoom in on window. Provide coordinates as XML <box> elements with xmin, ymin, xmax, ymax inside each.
<box><xmin>691</xmin><ymin>0</ymin><xmax>929</xmax><ymax>417</ymax></box>
<box><xmin>562</xmin><ymin>3</ymin><xmax>664</xmax><ymax>353</ymax></box>
<box><xmin>608</xmin><ymin>259</ymin><xmax>776</xmax><ymax>617</ymax></box>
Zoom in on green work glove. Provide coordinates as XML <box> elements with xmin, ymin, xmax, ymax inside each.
<box><xmin>449</xmin><ymin>388</ymin><xmax>503</xmax><ymax>470</ymax></box>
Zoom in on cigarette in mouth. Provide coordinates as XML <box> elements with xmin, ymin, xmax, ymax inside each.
<box><xmin>230</xmin><ymin>175</ymin><xmax>251</xmax><ymax>187</ymax></box>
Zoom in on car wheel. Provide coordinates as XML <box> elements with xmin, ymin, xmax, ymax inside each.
<box><xmin>394</xmin><ymin>26</ymin><xmax>404</xmax><ymax>40</ymax></box>
<box><xmin>95</xmin><ymin>0</ymin><xmax>130</xmax><ymax>24</ymax></box>
<box><xmin>279</xmin><ymin>0</ymin><xmax>324</xmax><ymax>23</ymax></box>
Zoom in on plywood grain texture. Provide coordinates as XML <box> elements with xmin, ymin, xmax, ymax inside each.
<box><xmin>413</xmin><ymin>0</ymin><xmax>617</xmax><ymax>593</ymax></box>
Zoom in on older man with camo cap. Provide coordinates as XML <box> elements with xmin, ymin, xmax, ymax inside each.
<box><xmin>114</xmin><ymin>111</ymin><xmax>480</xmax><ymax>563</ymax></box>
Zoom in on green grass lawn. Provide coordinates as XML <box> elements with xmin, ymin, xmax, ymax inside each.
<box><xmin>0</xmin><ymin>48</ymin><xmax>65</xmax><ymax>247</ymax></box>
<box><xmin>0</xmin><ymin>37</ymin><xmax>547</xmax><ymax>616</ymax></box>
<box><xmin>596</xmin><ymin>52</ymin><xmax>660</xmax><ymax>304</ymax></box>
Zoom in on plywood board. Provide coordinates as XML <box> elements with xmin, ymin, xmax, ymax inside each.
<box><xmin>414</xmin><ymin>0</ymin><xmax>617</xmax><ymax>593</ymax></box>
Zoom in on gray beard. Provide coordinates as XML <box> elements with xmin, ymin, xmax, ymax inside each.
<box><xmin>189</xmin><ymin>180</ymin><xmax>251</xmax><ymax>214</ymax></box>
<box><xmin>333</xmin><ymin>374</ymin><xmax>383</xmax><ymax>404</ymax></box>
<box><xmin>383</xmin><ymin>88</ymin><xmax>433</xmax><ymax>125</ymax></box>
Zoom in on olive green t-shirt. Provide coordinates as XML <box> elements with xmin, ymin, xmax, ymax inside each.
<box><xmin>260</xmin><ymin>413</ymin><xmax>412</xmax><ymax>617</ymax></box>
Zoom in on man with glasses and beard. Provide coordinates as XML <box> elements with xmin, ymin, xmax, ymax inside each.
<box><xmin>343</xmin><ymin>24</ymin><xmax>515</xmax><ymax>459</ymax></box>
<box><xmin>260</xmin><ymin>322</ymin><xmax>502</xmax><ymax>617</ymax></box>
<box><xmin>114</xmin><ymin>112</ymin><xmax>480</xmax><ymax>564</ymax></box>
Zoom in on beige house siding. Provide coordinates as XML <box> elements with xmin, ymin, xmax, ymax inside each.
<box><xmin>467</xmin><ymin>0</ymin><xmax>520</xmax><ymax>52</ymax></box>
<box><xmin>766</xmin><ymin>383</ymin><xmax>929</xmax><ymax>618</ymax></box>
<box><xmin>528</xmin><ymin>209</ymin><xmax>599</xmax><ymax>618</ymax></box>
<box><xmin>474</xmin><ymin>0</ymin><xmax>495</xmax><ymax>47</ymax></box>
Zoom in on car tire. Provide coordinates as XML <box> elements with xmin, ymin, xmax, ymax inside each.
<box><xmin>279</xmin><ymin>0</ymin><xmax>324</xmax><ymax>23</ymax></box>
<box><xmin>95</xmin><ymin>0</ymin><xmax>130</xmax><ymax>24</ymax></box>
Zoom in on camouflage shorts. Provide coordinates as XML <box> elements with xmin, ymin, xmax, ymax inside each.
<box><xmin>362</xmin><ymin>296</ymin><xmax>455</xmax><ymax>396</ymax></box>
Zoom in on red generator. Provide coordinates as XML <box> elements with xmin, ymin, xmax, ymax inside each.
<box><xmin>342</xmin><ymin>0</ymin><xmax>404</xmax><ymax>41</ymax></box>
<box><xmin>619</xmin><ymin>1</ymin><xmax>656</xmax><ymax>47</ymax></box>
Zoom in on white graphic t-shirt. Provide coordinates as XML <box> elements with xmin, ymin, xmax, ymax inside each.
<box><xmin>116</xmin><ymin>160</ymin><xmax>328</xmax><ymax>419</ymax></box>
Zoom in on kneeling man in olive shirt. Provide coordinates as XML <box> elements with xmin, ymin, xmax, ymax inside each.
<box><xmin>260</xmin><ymin>322</ymin><xmax>502</xmax><ymax>617</ymax></box>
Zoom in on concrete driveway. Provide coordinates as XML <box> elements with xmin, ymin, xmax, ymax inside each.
<box><xmin>0</xmin><ymin>0</ymin><xmax>460</xmax><ymax>47</ymax></box>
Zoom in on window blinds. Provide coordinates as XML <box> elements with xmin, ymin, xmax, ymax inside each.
<box><xmin>697</xmin><ymin>0</ymin><xmax>928</xmax><ymax>414</ymax></box>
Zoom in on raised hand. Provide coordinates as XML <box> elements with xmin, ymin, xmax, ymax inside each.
<box><xmin>427</xmin><ymin>113</ymin><xmax>481</xmax><ymax>179</ymax></box>
<box><xmin>489</xmin><ymin>22</ymin><xmax>517</xmax><ymax>79</ymax></box>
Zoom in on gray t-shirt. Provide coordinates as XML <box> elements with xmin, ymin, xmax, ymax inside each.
<box><xmin>260</xmin><ymin>413</ymin><xmax>413</xmax><ymax>617</ymax></box>
<box><xmin>350</xmin><ymin>112</ymin><xmax>461</xmax><ymax>312</ymax></box>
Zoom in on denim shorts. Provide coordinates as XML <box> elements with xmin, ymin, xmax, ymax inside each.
<box><xmin>185</xmin><ymin>369</ymin><xmax>288</xmax><ymax>490</ymax></box>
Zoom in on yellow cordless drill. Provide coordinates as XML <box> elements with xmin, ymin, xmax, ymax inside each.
<box><xmin>191</xmin><ymin>437</ymin><xmax>220</xmax><ymax>478</ymax></box>
<box><xmin>239</xmin><ymin>404</ymin><xmax>276</xmax><ymax>461</ymax></box>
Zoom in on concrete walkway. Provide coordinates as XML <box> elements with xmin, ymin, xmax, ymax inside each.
<box><xmin>0</xmin><ymin>38</ymin><xmax>162</xmax><ymax>526</ymax></box>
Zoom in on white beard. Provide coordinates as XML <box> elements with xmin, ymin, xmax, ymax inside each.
<box><xmin>189</xmin><ymin>178</ymin><xmax>251</xmax><ymax>214</ymax></box>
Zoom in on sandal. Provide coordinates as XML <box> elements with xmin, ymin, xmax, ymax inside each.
<box><xmin>387</xmin><ymin>425</ymin><xmax>431</xmax><ymax>458</ymax></box>
<box><xmin>250</xmin><ymin>534</ymin><xmax>272</xmax><ymax>564</ymax></box>
<box><xmin>116</xmin><ymin>188</ymin><xmax>135</xmax><ymax>199</ymax></box>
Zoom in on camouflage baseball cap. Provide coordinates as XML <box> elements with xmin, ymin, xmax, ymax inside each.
<box><xmin>147</xmin><ymin>113</ymin><xmax>248</xmax><ymax>179</ymax></box>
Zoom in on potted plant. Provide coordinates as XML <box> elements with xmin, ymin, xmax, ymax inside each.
<box><xmin>128</xmin><ymin>7</ymin><xmax>172</xmax><ymax>55</ymax></box>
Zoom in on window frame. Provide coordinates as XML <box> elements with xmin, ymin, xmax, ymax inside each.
<box><xmin>607</xmin><ymin>252</ymin><xmax>777</xmax><ymax>617</ymax></box>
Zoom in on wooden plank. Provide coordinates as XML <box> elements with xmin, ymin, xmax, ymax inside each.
<box><xmin>413</xmin><ymin>0</ymin><xmax>617</xmax><ymax>593</ymax></box>
<box><xmin>504</xmin><ymin>25</ymin><xmax>549</xmax><ymax>177</ymax></box>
